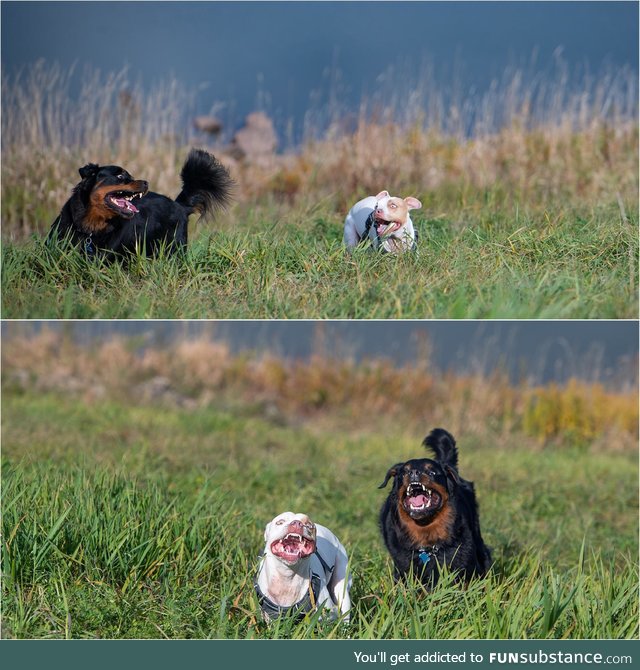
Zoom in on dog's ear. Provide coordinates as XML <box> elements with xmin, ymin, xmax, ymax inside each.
<box><xmin>78</xmin><ymin>163</ymin><xmax>99</xmax><ymax>181</ymax></box>
<box><xmin>374</xmin><ymin>190</ymin><xmax>389</xmax><ymax>200</ymax></box>
<box><xmin>263</xmin><ymin>520</ymin><xmax>272</xmax><ymax>542</ymax></box>
<box><xmin>378</xmin><ymin>463</ymin><xmax>404</xmax><ymax>489</ymax></box>
<box><xmin>405</xmin><ymin>197</ymin><xmax>422</xmax><ymax>210</ymax></box>
<box><xmin>444</xmin><ymin>464</ymin><xmax>461</xmax><ymax>494</ymax></box>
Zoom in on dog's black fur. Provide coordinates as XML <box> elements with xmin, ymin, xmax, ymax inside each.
<box><xmin>48</xmin><ymin>148</ymin><xmax>233</xmax><ymax>258</ymax></box>
<box><xmin>379</xmin><ymin>428</ymin><xmax>491</xmax><ymax>588</ymax></box>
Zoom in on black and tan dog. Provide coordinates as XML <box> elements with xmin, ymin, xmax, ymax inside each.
<box><xmin>48</xmin><ymin>148</ymin><xmax>233</xmax><ymax>258</ymax></box>
<box><xmin>378</xmin><ymin>428</ymin><xmax>491</xmax><ymax>588</ymax></box>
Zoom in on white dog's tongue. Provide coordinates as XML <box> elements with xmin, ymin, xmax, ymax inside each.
<box><xmin>283</xmin><ymin>538</ymin><xmax>301</xmax><ymax>553</ymax></box>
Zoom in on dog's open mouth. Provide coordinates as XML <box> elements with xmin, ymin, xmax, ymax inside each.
<box><xmin>375</xmin><ymin>217</ymin><xmax>402</xmax><ymax>237</ymax></box>
<box><xmin>271</xmin><ymin>532</ymin><xmax>316</xmax><ymax>563</ymax></box>
<box><xmin>105</xmin><ymin>188</ymin><xmax>146</xmax><ymax>218</ymax></box>
<box><xmin>403</xmin><ymin>483</ymin><xmax>442</xmax><ymax>516</ymax></box>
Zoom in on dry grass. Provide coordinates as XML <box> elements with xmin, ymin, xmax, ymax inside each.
<box><xmin>1</xmin><ymin>62</ymin><xmax>193</xmax><ymax>239</ymax></box>
<box><xmin>2</xmin><ymin>328</ymin><xmax>637</xmax><ymax>451</ymax></box>
<box><xmin>288</xmin><ymin>118</ymin><xmax>638</xmax><ymax>209</ymax></box>
<box><xmin>1</xmin><ymin>61</ymin><xmax>637</xmax><ymax>240</ymax></box>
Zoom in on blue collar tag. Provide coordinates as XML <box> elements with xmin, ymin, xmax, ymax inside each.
<box><xmin>85</xmin><ymin>236</ymin><xmax>95</xmax><ymax>256</ymax></box>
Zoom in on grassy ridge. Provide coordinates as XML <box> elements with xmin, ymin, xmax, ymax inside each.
<box><xmin>2</xmin><ymin>388</ymin><xmax>638</xmax><ymax>639</ymax></box>
<box><xmin>2</xmin><ymin>198</ymin><xmax>637</xmax><ymax>318</ymax></box>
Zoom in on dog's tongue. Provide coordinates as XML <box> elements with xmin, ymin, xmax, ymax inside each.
<box><xmin>113</xmin><ymin>197</ymin><xmax>139</xmax><ymax>214</ymax></box>
<box><xmin>408</xmin><ymin>494</ymin><xmax>428</xmax><ymax>507</ymax></box>
<box><xmin>283</xmin><ymin>538</ymin><xmax>300</xmax><ymax>551</ymax></box>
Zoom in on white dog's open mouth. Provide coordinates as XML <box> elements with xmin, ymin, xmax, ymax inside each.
<box><xmin>270</xmin><ymin>532</ymin><xmax>316</xmax><ymax>563</ymax></box>
<box><xmin>375</xmin><ymin>218</ymin><xmax>402</xmax><ymax>237</ymax></box>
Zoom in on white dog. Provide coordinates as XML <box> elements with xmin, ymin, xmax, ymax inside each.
<box><xmin>255</xmin><ymin>512</ymin><xmax>351</xmax><ymax>622</ymax></box>
<box><xmin>343</xmin><ymin>190</ymin><xmax>422</xmax><ymax>253</ymax></box>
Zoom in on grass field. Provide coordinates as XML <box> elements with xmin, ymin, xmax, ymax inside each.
<box><xmin>2</xmin><ymin>197</ymin><xmax>637</xmax><ymax>319</ymax></box>
<box><xmin>2</xmin><ymin>63</ymin><xmax>638</xmax><ymax>318</ymax></box>
<box><xmin>2</xmin><ymin>335</ymin><xmax>638</xmax><ymax>639</ymax></box>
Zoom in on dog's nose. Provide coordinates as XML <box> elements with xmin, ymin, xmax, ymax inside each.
<box><xmin>409</xmin><ymin>469</ymin><xmax>422</xmax><ymax>482</ymax></box>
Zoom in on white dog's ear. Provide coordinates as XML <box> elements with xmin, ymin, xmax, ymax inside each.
<box><xmin>374</xmin><ymin>190</ymin><xmax>389</xmax><ymax>200</ymax></box>
<box><xmin>264</xmin><ymin>521</ymin><xmax>272</xmax><ymax>542</ymax></box>
<box><xmin>405</xmin><ymin>197</ymin><xmax>422</xmax><ymax>210</ymax></box>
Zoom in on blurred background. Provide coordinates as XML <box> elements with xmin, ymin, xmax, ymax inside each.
<box><xmin>2</xmin><ymin>1</ymin><xmax>637</xmax><ymax>142</ymax></box>
<box><xmin>2</xmin><ymin>319</ymin><xmax>638</xmax><ymax>387</ymax></box>
<box><xmin>2</xmin><ymin>320</ymin><xmax>638</xmax><ymax>452</ymax></box>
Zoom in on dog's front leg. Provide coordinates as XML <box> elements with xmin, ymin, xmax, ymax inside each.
<box><xmin>334</xmin><ymin>578</ymin><xmax>351</xmax><ymax>620</ymax></box>
<box><xmin>328</xmin><ymin>552</ymin><xmax>352</xmax><ymax>621</ymax></box>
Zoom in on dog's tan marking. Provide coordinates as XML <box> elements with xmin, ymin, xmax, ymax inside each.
<box><xmin>83</xmin><ymin>184</ymin><xmax>117</xmax><ymax>232</ymax></box>
<box><xmin>383</xmin><ymin>197</ymin><xmax>409</xmax><ymax>224</ymax></box>
<box><xmin>82</xmin><ymin>181</ymin><xmax>147</xmax><ymax>233</ymax></box>
<box><xmin>397</xmin><ymin>481</ymin><xmax>454</xmax><ymax>546</ymax></box>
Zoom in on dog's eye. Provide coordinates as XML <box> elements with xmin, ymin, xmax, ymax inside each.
<box><xmin>117</xmin><ymin>174</ymin><xmax>126</xmax><ymax>181</ymax></box>
<box><xmin>389</xmin><ymin>203</ymin><xmax>397</xmax><ymax>208</ymax></box>
<box><xmin>275</xmin><ymin>519</ymin><xmax>285</xmax><ymax>525</ymax></box>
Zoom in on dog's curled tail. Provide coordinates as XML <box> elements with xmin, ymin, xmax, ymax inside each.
<box><xmin>176</xmin><ymin>148</ymin><xmax>234</xmax><ymax>219</ymax></box>
<box><xmin>423</xmin><ymin>428</ymin><xmax>459</xmax><ymax>469</ymax></box>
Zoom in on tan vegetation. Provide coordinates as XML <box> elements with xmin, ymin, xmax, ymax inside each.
<box><xmin>2</xmin><ymin>61</ymin><xmax>637</xmax><ymax>239</ymax></box>
<box><xmin>3</xmin><ymin>328</ymin><xmax>637</xmax><ymax>451</ymax></box>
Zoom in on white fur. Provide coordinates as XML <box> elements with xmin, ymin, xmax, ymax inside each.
<box><xmin>343</xmin><ymin>189</ymin><xmax>421</xmax><ymax>253</ymax></box>
<box><xmin>256</xmin><ymin>511</ymin><xmax>351</xmax><ymax>621</ymax></box>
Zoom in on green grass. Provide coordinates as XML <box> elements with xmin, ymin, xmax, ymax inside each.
<box><xmin>2</xmin><ymin>392</ymin><xmax>637</xmax><ymax>639</ymax></box>
<box><xmin>1</xmin><ymin>199</ymin><xmax>637</xmax><ymax>318</ymax></box>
